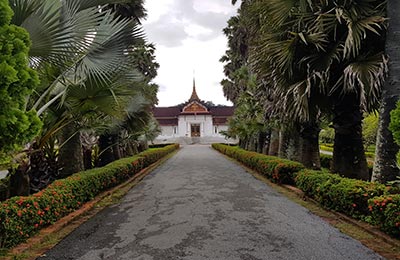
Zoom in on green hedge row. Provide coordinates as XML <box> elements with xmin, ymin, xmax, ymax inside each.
<box><xmin>0</xmin><ymin>144</ymin><xmax>179</xmax><ymax>249</ymax></box>
<box><xmin>368</xmin><ymin>195</ymin><xmax>400</xmax><ymax>237</ymax></box>
<box><xmin>213</xmin><ymin>143</ymin><xmax>400</xmax><ymax>238</ymax></box>
<box><xmin>212</xmin><ymin>144</ymin><xmax>304</xmax><ymax>184</ymax></box>
<box><xmin>295</xmin><ymin>169</ymin><xmax>388</xmax><ymax>219</ymax></box>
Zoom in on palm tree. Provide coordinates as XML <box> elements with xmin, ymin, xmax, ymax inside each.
<box><xmin>8</xmin><ymin>0</ymin><xmax>156</xmax><ymax>184</ymax></box>
<box><xmin>245</xmin><ymin>0</ymin><xmax>386</xmax><ymax>179</ymax></box>
<box><xmin>372</xmin><ymin>0</ymin><xmax>400</xmax><ymax>183</ymax></box>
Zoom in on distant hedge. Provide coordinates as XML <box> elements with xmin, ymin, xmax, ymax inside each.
<box><xmin>0</xmin><ymin>144</ymin><xmax>179</xmax><ymax>249</ymax></box>
<box><xmin>212</xmin><ymin>144</ymin><xmax>304</xmax><ymax>184</ymax></box>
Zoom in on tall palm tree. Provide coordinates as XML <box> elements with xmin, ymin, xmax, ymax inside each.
<box><xmin>372</xmin><ymin>0</ymin><xmax>400</xmax><ymax>183</ymax></box>
<box><xmin>246</xmin><ymin>0</ymin><xmax>386</xmax><ymax>179</ymax></box>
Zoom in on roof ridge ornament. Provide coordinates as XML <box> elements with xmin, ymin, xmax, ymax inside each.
<box><xmin>189</xmin><ymin>75</ymin><xmax>200</xmax><ymax>102</ymax></box>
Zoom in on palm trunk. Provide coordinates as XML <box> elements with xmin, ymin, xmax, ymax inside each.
<box><xmin>278</xmin><ymin>128</ymin><xmax>290</xmax><ymax>159</ymax></box>
<box><xmin>263</xmin><ymin>130</ymin><xmax>271</xmax><ymax>154</ymax></box>
<box><xmin>248</xmin><ymin>135</ymin><xmax>256</xmax><ymax>151</ymax></box>
<box><xmin>83</xmin><ymin>148</ymin><xmax>92</xmax><ymax>170</ymax></box>
<box><xmin>372</xmin><ymin>0</ymin><xmax>400</xmax><ymax>183</ymax></box>
<box><xmin>268</xmin><ymin>129</ymin><xmax>280</xmax><ymax>156</ymax></box>
<box><xmin>58</xmin><ymin>124</ymin><xmax>84</xmax><ymax>177</ymax></box>
<box><xmin>111</xmin><ymin>134</ymin><xmax>122</xmax><ymax>160</ymax></box>
<box><xmin>286</xmin><ymin>125</ymin><xmax>301</xmax><ymax>162</ymax></box>
<box><xmin>299</xmin><ymin>122</ymin><xmax>321</xmax><ymax>169</ymax></box>
<box><xmin>97</xmin><ymin>134</ymin><xmax>115</xmax><ymax>167</ymax></box>
<box><xmin>332</xmin><ymin>94</ymin><xmax>369</xmax><ymax>180</ymax></box>
<box><xmin>257</xmin><ymin>131</ymin><xmax>267</xmax><ymax>154</ymax></box>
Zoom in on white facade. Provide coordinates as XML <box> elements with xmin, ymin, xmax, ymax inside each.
<box><xmin>153</xmin><ymin>85</ymin><xmax>236</xmax><ymax>144</ymax></box>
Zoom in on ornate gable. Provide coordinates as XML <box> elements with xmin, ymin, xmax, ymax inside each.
<box><xmin>182</xmin><ymin>101</ymin><xmax>209</xmax><ymax>113</ymax></box>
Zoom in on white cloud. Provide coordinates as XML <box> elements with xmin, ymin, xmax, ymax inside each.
<box><xmin>142</xmin><ymin>0</ymin><xmax>240</xmax><ymax>107</ymax></box>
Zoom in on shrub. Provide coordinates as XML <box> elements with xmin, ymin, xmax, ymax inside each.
<box><xmin>212</xmin><ymin>143</ymin><xmax>304</xmax><ymax>184</ymax></box>
<box><xmin>320</xmin><ymin>154</ymin><xmax>332</xmax><ymax>169</ymax></box>
<box><xmin>295</xmin><ymin>170</ymin><xmax>388</xmax><ymax>219</ymax></box>
<box><xmin>368</xmin><ymin>195</ymin><xmax>400</xmax><ymax>237</ymax></box>
<box><xmin>0</xmin><ymin>144</ymin><xmax>179</xmax><ymax>249</ymax></box>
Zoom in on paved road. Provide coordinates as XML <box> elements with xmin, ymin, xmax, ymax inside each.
<box><xmin>38</xmin><ymin>145</ymin><xmax>384</xmax><ymax>260</ymax></box>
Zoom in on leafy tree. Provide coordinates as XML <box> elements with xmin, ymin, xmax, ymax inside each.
<box><xmin>0</xmin><ymin>0</ymin><xmax>41</xmax><ymax>155</ymax></box>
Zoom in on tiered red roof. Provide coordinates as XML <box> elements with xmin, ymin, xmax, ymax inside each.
<box><xmin>152</xmin><ymin>81</ymin><xmax>234</xmax><ymax>126</ymax></box>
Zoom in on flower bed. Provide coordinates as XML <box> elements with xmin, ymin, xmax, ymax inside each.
<box><xmin>368</xmin><ymin>194</ymin><xmax>400</xmax><ymax>237</ymax></box>
<box><xmin>212</xmin><ymin>144</ymin><xmax>304</xmax><ymax>184</ymax></box>
<box><xmin>0</xmin><ymin>144</ymin><xmax>179</xmax><ymax>248</ymax></box>
<box><xmin>295</xmin><ymin>169</ymin><xmax>388</xmax><ymax>219</ymax></box>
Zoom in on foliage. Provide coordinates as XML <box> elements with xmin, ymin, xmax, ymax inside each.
<box><xmin>212</xmin><ymin>143</ymin><xmax>304</xmax><ymax>184</ymax></box>
<box><xmin>320</xmin><ymin>154</ymin><xmax>333</xmax><ymax>169</ymax></box>
<box><xmin>6</xmin><ymin>0</ymin><xmax>161</xmax><ymax>187</ymax></box>
<box><xmin>363</xmin><ymin>113</ymin><xmax>379</xmax><ymax>148</ymax></box>
<box><xmin>295</xmin><ymin>170</ymin><xmax>388</xmax><ymax>219</ymax></box>
<box><xmin>0</xmin><ymin>144</ymin><xmax>179</xmax><ymax>249</ymax></box>
<box><xmin>368</xmin><ymin>195</ymin><xmax>400</xmax><ymax>237</ymax></box>
<box><xmin>0</xmin><ymin>177</ymin><xmax>9</xmax><ymax>201</ymax></box>
<box><xmin>319</xmin><ymin>128</ymin><xmax>335</xmax><ymax>144</ymax></box>
<box><xmin>390</xmin><ymin>101</ymin><xmax>400</xmax><ymax>147</ymax></box>
<box><xmin>0</xmin><ymin>0</ymin><xmax>41</xmax><ymax>154</ymax></box>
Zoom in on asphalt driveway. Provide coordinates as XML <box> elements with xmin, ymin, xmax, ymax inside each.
<box><xmin>38</xmin><ymin>145</ymin><xmax>384</xmax><ymax>260</ymax></box>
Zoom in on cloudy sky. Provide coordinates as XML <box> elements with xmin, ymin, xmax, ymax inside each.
<box><xmin>142</xmin><ymin>0</ymin><xmax>240</xmax><ymax>107</ymax></box>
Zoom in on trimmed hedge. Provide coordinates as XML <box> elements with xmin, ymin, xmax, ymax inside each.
<box><xmin>295</xmin><ymin>169</ymin><xmax>388</xmax><ymax>219</ymax></box>
<box><xmin>0</xmin><ymin>144</ymin><xmax>179</xmax><ymax>249</ymax></box>
<box><xmin>212</xmin><ymin>143</ymin><xmax>304</xmax><ymax>184</ymax></box>
<box><xmin>368</xmin><ymin>195</ymin><xmax>400</xmax><ymax>237</ymax></box>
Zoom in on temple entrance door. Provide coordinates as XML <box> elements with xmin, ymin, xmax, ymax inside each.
<box><xmin>191</xmin><ymin>124</ymin><xmax>200</xmax><ymax>137</ymax></box>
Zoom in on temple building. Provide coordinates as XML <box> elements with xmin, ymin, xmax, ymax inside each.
<box><xmin>152</xmin><ymin>80</ymin><xmax>236</xmax><ymax>144</ymax></box>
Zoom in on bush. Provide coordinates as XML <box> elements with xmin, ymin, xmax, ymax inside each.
<box><xmin>295</xmin><ymin>170</ymin><xmax>388</xmax><ymax>219</ymax></box>
<box><xmin>368</xmin><ymin>195</ymin><xmax>400</xmax><ymax>237</ymax></box>
<box><xmin>320</xmin><ymin>154</ymin><xmax>332</xmax><ymax>169</ymax></box>
<box><xmin>319</xmin><ymin>128</ymin><xmax>335</xmax><ymax>144</ymax></box>
<box><xmin>0</xmin><ymin>144</ymin><xmax>179</xmax><ymax>249</ymax></box>
<box><xmin>212</xmin><ymin>143</ymin><xmax>304</xmax><ymax>184</ymax></box>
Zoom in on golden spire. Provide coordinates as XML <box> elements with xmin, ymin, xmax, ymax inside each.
<box><xmin>189</xmin><ymin>75</ymin><xmax>200</xmax><ymax>101</ymax></box>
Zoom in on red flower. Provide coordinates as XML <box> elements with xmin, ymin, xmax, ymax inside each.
<box><xmin>352</xmin><ymin>203</ymin><xmax>357</xmax><ymax>208</ymax></box>
<box><xmin>17</xmin><ymin>210</ymin><xmax>22</xmax><ymax>217</ymax></box>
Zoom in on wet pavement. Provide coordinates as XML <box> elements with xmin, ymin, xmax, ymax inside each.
<box><xmin>38</xmin><ymin>145</ymin><xmax>384</xmax><ymax>260</ymax></box>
